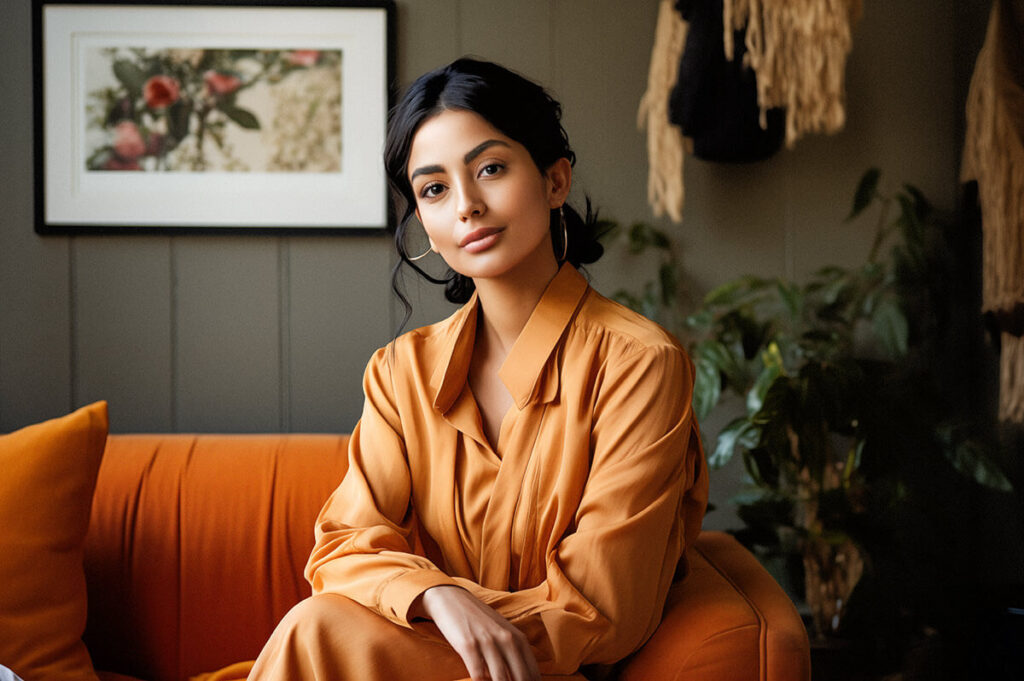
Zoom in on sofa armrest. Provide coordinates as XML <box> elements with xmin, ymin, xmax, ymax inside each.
<box><xmin>620</xmin><ymin>531</ymin><xmax>810</xmax><ymax>681</ymax></box>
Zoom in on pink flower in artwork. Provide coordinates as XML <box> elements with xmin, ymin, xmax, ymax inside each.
<box><xmin>112</xmin><ymin>120</ymin><xmax>146</xmax><ymax>161</ymax></box>
<box><xmin>143</xmin><ymin>75</ymin><xmax>180</xmax><ymax>109</ymax></box>
<box><xmin>203</xmin><ymin>70</ymin><xmax>242</xmax><ymax>96</ymax></box>
<box><xmin>287</xmin><ymin>50</ymin><xmax>321</xmax><ymax>67</ymax></box>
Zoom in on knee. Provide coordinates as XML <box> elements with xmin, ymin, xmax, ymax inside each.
<box><xmin>276</xmin><ymin>593</ymin><xmax>360</xmax><ymax>635</ymax></box>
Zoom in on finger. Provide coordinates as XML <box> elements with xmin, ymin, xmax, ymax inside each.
<box><xmin>504</xmin><ymin>646</ymin><xmax>535</xmax><ymax>681</ymax></box>
<box><xmin>521</xmin><ymin>641</ymin><xmax>541</xmax><ymax>681</ymax></box>
<box><xmin>479</xmin><ymin>632</ymin><xmax>514</xmax><ymax>681</ymax></box>
<box><xmin>511</xmin><ymin>633</ymin><xmax>541</xmax><ymax>681</ymax></box>
<box><xmin>454</xmin><ymin>642</ymin><xmax>490</xmax><ymax>681</ymax></box>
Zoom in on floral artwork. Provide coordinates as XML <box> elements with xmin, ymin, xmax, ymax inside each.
<box><xmin>84</xmin><ymin>48</ymin><xmax>342</xmax><ymax>172</ymax></box>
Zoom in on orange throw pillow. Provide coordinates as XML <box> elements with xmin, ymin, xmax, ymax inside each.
<box><xmin>0</xmin><ymin>402</ymin><xmax>108</xmax><ymax>681</ymax></box>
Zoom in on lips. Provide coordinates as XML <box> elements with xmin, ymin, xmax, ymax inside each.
<box><xmin>458</xmin><ymin>226</ymin><xmax>505</xmax><ymax>251</ymax></box>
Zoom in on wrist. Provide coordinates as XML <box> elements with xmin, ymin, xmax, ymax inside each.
<box><xmin>410</xmin><ymin>584</ymin><xmax>460</xmax><ymax>620</ymax></box>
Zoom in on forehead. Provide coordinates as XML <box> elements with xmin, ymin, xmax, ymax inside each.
<box><xmin>408</xmin><ymin>109</ymin><xmax>516</xmax><ymax>167</ymax></box>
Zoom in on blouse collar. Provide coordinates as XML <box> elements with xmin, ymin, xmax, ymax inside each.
<box><xmin>431</xmin><ymin>263</ymin><xmax>590</xmax><ymax>413</ymax></box>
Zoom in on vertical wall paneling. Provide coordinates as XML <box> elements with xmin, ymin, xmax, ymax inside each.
<box><xmin>0</xmin><ymin>0</ymin><xmax>72</xmax><ymax>431</ymax></box>
<box><xmin>550</xmin><ymin>0</ymin><xmax>671</xmax><ymax>295</ymax></box>
<box><xmin>73</xmin><ymin>237</ymin><xmax>174</xmax><ymax>432</ymax></box>
<box><xmin>169</xmin><ymin>238</ymin><xmax>179</xmax><ymax>431</ymax></box>
<box><xmin>395</xmin><ymin>0</ymin><xmax>461</xmax><ymax>86</ymax></box>
<box><xmin>68</xmin><ymin>237</ymin><xmax>78</xmax><ymax>412</ymax></box>
<box><xmin>173</xmin><ymin>238</ymin><xmax>282</xmax><ymax>432</ymax></box>
<box><xmin>287</xmin><ymin>237</ymin><xmax>395</xmax><ymax>432</ymax></box>
<box><xmin>459</xmin><ymin>0</ymin><xmax>554</xmax><ymax>87</ymax></box>
<box><xmin>278</xmin><ymin>238</ymin><xmax>292</xmax><ymax>432</ymax></box>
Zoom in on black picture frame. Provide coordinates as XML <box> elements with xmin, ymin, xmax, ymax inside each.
<box><xmin>32</xmin><ymin>0</ymin><xmax>395</xmax><ymax>236</ymax></box>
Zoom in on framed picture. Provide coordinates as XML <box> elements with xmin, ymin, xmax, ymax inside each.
<box><xmin>32</xmin><ymin>0</ymin><xmax>395</xmax><ymax>235</ymax></box>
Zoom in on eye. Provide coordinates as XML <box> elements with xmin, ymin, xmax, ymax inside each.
<box><xmin>479</xmin><ymin>163</ymin><xmax>504</xmax><ymax>177</ymax></box>
<box><xmin>419</xmin><ymin>182</ymin><xmax>445</xmax><ymax>199</ymax></box>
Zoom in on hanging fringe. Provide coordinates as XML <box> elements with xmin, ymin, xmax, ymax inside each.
<box><xmin>722</xmin><ymin>0</ymin><xmax>862</xmax><ymax>148</ymax></box>
<box><xmin>962</xmin><ymin>0</ymin><xmax>1024</xmax><ymax>423</ymax></box>
<box><xmin>638</xmin><ymin>0</ymin><xmax>688</xmax><ymax>223</ymax></box>
<box><xmin>1001</xmin><ymin>334</ymin><xmax>1024</xmax><ymax>423</ymax></box>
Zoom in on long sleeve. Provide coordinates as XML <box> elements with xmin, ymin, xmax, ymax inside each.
<box><xmin>451</xmin><ymin>343</ymin><xmax>709</xmax><ymax>674</ymax></box>
<box><xmin>304</xmin><ymin>347</ymin><xmax>458</xmax><ymax>627</ymax></box>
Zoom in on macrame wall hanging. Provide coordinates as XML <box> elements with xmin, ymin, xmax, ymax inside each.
<box><xmin>638</xmin><ymin>0</ymin><xmax>688</xmax><ymax>222</ymax></box>
<box><xmin>962</xmin><ymin>0</ymin><xmax>1024</xmax><ymax>423</ymax></box>
<box><xmin>723</xmin><ymin>0</ymin><xmax>863</xmax><ymax>148</ymax></box>
<box><xmin>639</xmin><ymin>0</ymin><xmax>862</xmax><ymax>221</ymax></box>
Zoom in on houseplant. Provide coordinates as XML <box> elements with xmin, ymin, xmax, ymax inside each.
<box><xmin>606</xmin><ymin>169</ymin><xmax>1013</xmax><ymax>650</ymax></box>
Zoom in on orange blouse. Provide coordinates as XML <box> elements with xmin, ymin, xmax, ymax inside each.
<box><xmin>305</xmin><ymin>263</ymin><xmax>709</xmax><ymax>675</ymax></box>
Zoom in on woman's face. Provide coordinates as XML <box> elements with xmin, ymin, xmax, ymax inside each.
<box><xmin>407</xmin><ymin>108</ymin><xmax>570</xmax><ymax>282</ymax></box>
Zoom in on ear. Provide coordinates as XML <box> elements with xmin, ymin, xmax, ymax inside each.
<box><xmin>544</xmin><ymin>158</ymin><xmax>573</xmax><ymax>209</ymax></box>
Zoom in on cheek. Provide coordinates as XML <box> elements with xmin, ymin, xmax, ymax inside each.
<box><xmin>416</xmin><ymin>208</ymin><xmax>452</xmax><ymax>248</ymax></box>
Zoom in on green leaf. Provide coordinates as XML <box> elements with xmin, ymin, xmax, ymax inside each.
<box><xmin>208</xmin><ymin>125</ymin><xmax>225</xmax><ymax>151</ymax></box>
<box><xmin>896</xmin><ymin>193</ymin><xmax>924</xmax><ymax>248</ymax></box>
<box><xmin>747</xmin><ymin>446</ymin><xmax>780</xmax><ymax>487</ymax></box>
<box><xmin>729</xmin><ymin>484</ymin><xmax>769</xmax><ymax>507</ymax></box>
<box><xmin>221</xmin><ymin>105</ymin><xmax>260</xmax><ymax>130</ymax></box>
<box><xmin>814</xmin><ymin>265</ymin><xmax>848</xmax><ymax>280</ymax></box>
<box><xmin>627</xmin><ymin>223</ymin><xmax>648</xmax><ymax>253</ymax></box>
<box><xmin>821</xmin><ymin>276</ymin><xmax>852</xmax><ymax>306</ymax></box>
<box><xmin>684</xmin><ymin>309</ymin><xmax>713</xmax><ymax>331</ymax></box>
<box><xmin>871</xmin><ymin>297</ymin><xmax>909</xmax><ymax>358</ymax></box>
<box><xmin>847</xmin><ymin>167</ymin><xmax>881</xmax><ymax>221</ymax></box>
<box><xmin>167</xmin><ymin>100</ymin><xmax>192</xmax><ymax>140</ymax></box>
<box><xmin>112</xmin><ymin>59</ymin><xmax>146</xmax><ymax>92</ymax></box>
<box><xmin>776</xmin><ymin>279</ymin><xmax>802</xmax><ymax>319</ymax></box>
<box><xmin>943</xmin><ymin>439</ymin><xmax>1013</xmax><ymax>492</ymax></box>
<box><xmin>594</xmin><ymin>219</ymin><xmax>620</xmax><ymax>242</ymax></box>
<box><xmin>693</xmin><ymin>355</ymin><xmax>721</xmax><ymax>422</ymax></box>
<box><xmin>711</xmin><ymin>417</ymin><xmax>759</xmax><ymax>469</ymax></box>
<box><xmin>611</xmin><ymin>290</ymin><xmax>639</xmax><ymax>311</ymax></box>
<box><xmin>747</xmin><ymin>355</ymin><xmax>782</xmax><ymax>416</ymax></box>
<box><xmin>902</xmin><ymin>184</ymin><xmax>931</xmax><ymax>221</ymax></box>
<box><xmin>658</xmin><ymin>262</ymin><xmax>677</xmax><ymax>306</ymax></box>
<box><xmin>703</xmin><ymin>276</ymin><xmax>769</xmax><ymax>307</ymax></box>
<box><xmin>843</xmin><ymin>439</ymin><xmax>865</xmax><ymax>486</ymax></box>
<box><xmin>650</xmin><ymin>229</ymin><xmax>671</xmax><ymax>249</ymax></box>
<box><xmin>695</xmin><ymin>340</ymin><xmax>743</xmax><ymax>389</ymax></box>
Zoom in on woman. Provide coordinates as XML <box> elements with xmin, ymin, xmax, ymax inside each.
<box><xmin>249</xmin><ymin>57</ymin><xmax>708</xmax><ymax>681</ymax></box>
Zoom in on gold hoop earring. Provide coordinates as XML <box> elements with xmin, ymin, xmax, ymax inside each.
<box><xmin>408</xmin><ymin>245</ymin><xmax>433</xmax><ymax>261</ymax></box>
<box><xmin>559</xmin><ymin>206</ymin><xmax>569</xmax><ymax>262</ymax></box>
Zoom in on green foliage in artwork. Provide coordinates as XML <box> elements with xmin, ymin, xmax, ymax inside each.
<box><xmin>86</xmin><ymin>47</ymin><xmax>341</xmax><ymax>172</ymax></box>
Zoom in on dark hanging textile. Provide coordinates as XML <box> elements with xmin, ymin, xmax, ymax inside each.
<box><xmin>669</xmin><ymin>0</ymin><xmax>784</xmax><ymax>163</ymax></box>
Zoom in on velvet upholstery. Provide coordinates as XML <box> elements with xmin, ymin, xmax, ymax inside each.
<box><xmin>82</xmin><ymin>433</ymin><xmax>809</xmax><ymax>681</ymax></box>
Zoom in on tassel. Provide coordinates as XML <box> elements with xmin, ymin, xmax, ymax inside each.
<box><xmin>963</xmin><ymin>0</ymin><xmax>1024</xmax><ymax>422</ymax></box>
<box><xmin>722</xmin><ymin>0</ymin><xmax>862</xmax><ymax>147</ymax></box>
<box><xmin>638</xmin><ymin>0</ymin><xmax>688</xmax><ymax>222</ymax></box>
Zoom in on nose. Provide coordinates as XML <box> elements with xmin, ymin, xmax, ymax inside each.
<box><xmin>455</xmin><ymin>182</ymin><xmax>485</xmax><ymax>222</ymax></box>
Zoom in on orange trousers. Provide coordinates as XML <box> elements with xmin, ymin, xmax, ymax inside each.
<box><xmin>248</xmin><ymin>593</ymin><xmax>586</xmax><ymax>681</ymax></box>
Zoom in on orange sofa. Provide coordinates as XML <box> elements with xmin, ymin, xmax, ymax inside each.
<box><xmin>81</xmin><ymin>433</ymin><xmax>811</xmax><ymax>681</ymax></box>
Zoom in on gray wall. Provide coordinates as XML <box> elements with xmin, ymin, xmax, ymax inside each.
<box><xmin>0</xmin><ymin>1</ymin><xmax>989</xmax><ymax>530</ymax></box>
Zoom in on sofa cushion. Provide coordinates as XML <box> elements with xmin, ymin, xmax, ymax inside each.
<box><xmin>0</xmin><ymin>401</ymin><xmax>109</xmax><ymax>681</ymax></box>
<box><xmin>83</xmin><ymin>434</ymin><xmax>350</xmax><ymax>681</ymax></box>
<box><xmin>620</xmin><ymin>531</ymin><xmax>811</xmax><ymax>680</ymax></box>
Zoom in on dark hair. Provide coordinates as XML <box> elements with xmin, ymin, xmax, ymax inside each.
<box><xmin>384</xmin><ymin>57</ymin><xmax>603</xmax><ymax>331</ymax></box>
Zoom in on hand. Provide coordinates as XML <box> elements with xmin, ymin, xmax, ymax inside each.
<box><xmin>415</xmin><ymin>585</ymin><xmax>541</xmax><ymax>681</ymax></box>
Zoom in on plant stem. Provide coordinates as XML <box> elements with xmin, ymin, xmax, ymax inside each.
<box><xmin>867</xmin><ymin>196</ymin><xmax>891</xmax><ymax>263</ymax></box>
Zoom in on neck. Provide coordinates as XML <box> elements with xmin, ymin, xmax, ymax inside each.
<box><xmin>473</xmin><ymin>258</ymin><xmax>561</xmax><ymax>353</ymax></box>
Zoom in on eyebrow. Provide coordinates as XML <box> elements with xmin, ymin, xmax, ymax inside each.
<box><xmin>409</xmin><ymin>139</ymin><xmax>511</xmax><ymax>181</ymax></box>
